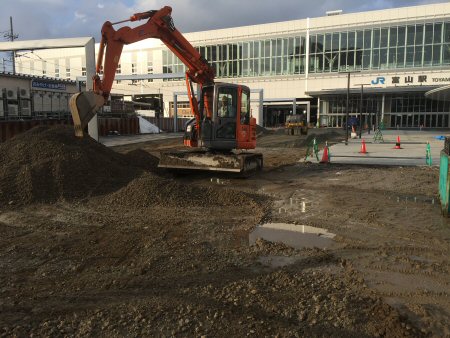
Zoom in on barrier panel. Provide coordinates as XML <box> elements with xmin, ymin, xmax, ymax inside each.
<box><xmin>0</xmin><ymin>117</ymin><xmax>140</xmax><ymax>142</ymax></box>
<box><xmin>439</xmin><ymin>150</ymin><xmax>450</xmax><ymax>217</ymax></box>
<box><xmin>0</xmin><ymin>119</ymin><xmax>72</xmax><ymax>142</ymax></box>
<box><xmin>98</xmin><ymin>117</ymin><xmax>139</xmax><ymax>136</ymax></box>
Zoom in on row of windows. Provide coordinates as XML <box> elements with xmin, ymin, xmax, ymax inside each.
<box><xmin>309</xmin><ymin>22</ymin><xmax>450</xmax><ymax>72</ymax></box>
<box><xmin>162</xmin><ymin>22</ymin><xmax>450</xmax><ymax>78</ymax></box>
<box><xmin>310</xmin><ymin>23</ymin><xmax>449</xmax><ymax>54</ymax></box>
<box><xmin>321</xmin><ymin>94</ymin><xmax>450</xmax><ymax>115</ymax></box>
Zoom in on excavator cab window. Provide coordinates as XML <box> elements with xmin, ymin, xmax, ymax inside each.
<box><xmin>240</xmin><ymin>90</ymin><xmax>250</xmax><ymax>125</ymax></box>
<box><xmin>217</xmin><ymin>88</ymin><xmax>237</xmax><ymax>118</ymax></box>
<box><xmin>215</xmin><ymin>86</ymin><xmax>237</xmax><ymax>140</ymax></box>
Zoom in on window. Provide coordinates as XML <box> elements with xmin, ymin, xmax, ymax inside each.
<box><xmin>217</xmin><ymin>87</ymin><xmax>237</xmax><ymax>118</ymax></box>
<box><xmin>81</xmin><ymin>67</ymin><xmax>86</xmax><ymax>76</ymax></box>
<box><xmin>66</xmin><ymin>68</ymin><xmax>70</xmax><ymax>79</ymax></box>
<box><xmin>407</xmin><ymin>26</ymin><xmax>415</xmax><ymax>46</ymax></box>
<box><xmin>240</xmin><ymin>90</ymin><xmax>250</xmax><ymax>125</ymax></box>
<box><xmin>434</xmin><ymin>23</ymin><xmax>443</xmax><ymax>44</ymax></box>
<box><xmin>397</xmin><ymin>27</ymin><xmax>406</xmax><ymax>47</ymax></box>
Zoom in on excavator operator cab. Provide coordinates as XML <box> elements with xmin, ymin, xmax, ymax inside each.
<box><xmin>197</xmin><ymin>82</ymin><xmax>256</xmax><ymax>151</ymax></box>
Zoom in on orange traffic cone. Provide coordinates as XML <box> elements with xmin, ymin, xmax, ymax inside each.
<box><xmin>394</xmin><ymin>136</ymin><xmax>402</xmax><ymax>149</ymax></box>
<box><xmin>359</xmin><ymin>139</ymin><xmax>368</xmax><ymax>154</ymax></box>
<box><xmin>320</xmin><ymin>142</ymin><xmax>330</xmax><ymax>163</ymax></box>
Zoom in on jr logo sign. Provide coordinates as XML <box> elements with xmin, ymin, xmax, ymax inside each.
<box><xmin>371</xmin><ymin>77</ymin><xmax>386</xmax><ymax>85</ymax></box>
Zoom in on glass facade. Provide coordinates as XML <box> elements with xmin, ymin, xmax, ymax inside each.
<box><xmin>163</xmin><ymin>21</ymin><xmax>450</xmax><ymax>78</ymax></box>
<box><xmin>163</xmin><ymin>36</ymin><xmax>306</xmax><ymax>78</ymax></box>
<box><xmin>310</xmin><ymin>22</ymin><xmax>450</xmax><ymax>72</ymax></box>
<box><xmin>320</xmin><ymin>93</ymin><xmax>450</xmax><ymax>128</ymax></box>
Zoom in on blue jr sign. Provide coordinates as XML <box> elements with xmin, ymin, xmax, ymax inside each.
<box><xmin>371</xmin><ymin>77</ymin><xmax>386</xmax><ymax>85</ymax></box>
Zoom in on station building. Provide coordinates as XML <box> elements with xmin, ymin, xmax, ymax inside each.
<box><xmin>14</xmin><ymin>2</ymin><xmax>450</xmax><ymax>129</ymax></box>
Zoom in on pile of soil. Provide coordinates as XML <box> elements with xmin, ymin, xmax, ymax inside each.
<box><xmin>122</xmin><ymin>148</ymin><xmax>160</xmax><ymax>172</ymax></box>
<box><xmin>255</xmin><ymin>124</ymin><xmax>272</xmax><ymax>137</ymax></box>
<box><xmin>0</xmin><ymin>126</ymin><xmax>261</xmax><ymax>209</ymax></box>
<box><xmin>103</xmin><ymin>172</ymin><xmax>262</xmax><ymax>208</ymax></box>
<box><xmin>298</xmin><ymin>130</ymin><xmax>343</xmax><ymax>147</ymax></box>
<box><xmin>0</xmin><ymin>126</ymin><xmax>139</xmax><ymax>205</ymax></box>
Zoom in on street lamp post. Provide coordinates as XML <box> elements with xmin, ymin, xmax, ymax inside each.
<box><xmin>354</xmin><ymin>83</ymin><xmax>372</xmax><ymax>137</ymax></box>
<box><xmin>340</xmin><ymin>69</ymin><xmax>360</xmax><ymax>145</ymax></box>
<box><xmin>346</xmin><ymin>72</ymin><xmax>350</xmax><ymax>145</ymax></box>
<box><xmin>359</xmin><ymin>84</ymin><xmax>363</xmax><ymax>138</ymax></box>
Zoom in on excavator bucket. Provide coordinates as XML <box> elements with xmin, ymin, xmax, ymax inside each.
<box><xmin>158</xmin><ymin>150</ymin><xmax>263</xmax><ymax>174</ymax></box>
<box><xmin>69</xmin><ymin>91</ymin><xmax>105</xmax><ymax>137</ymax></box>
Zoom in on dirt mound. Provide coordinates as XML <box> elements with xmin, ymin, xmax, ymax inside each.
<box><xmin>298</xmin><ymin>130</ymin><xmax>343</xmax><ymax>147</ymax></box>
<box><xmin>256</xmin><ymin>125</ymin><xmax>272</xmax><ymax>137</ymax></box>
<box><xmin>104</xmin><ymin>172</ymin><xmax>260</xmax><ymax>208</ymax></box>
<box><xmin>123</xmin><ymin>149</ymin><xmax>160</xmax><ymax>172</ymax></box>
<box><xmin>0</xmin><ymin>126</ymin><xmax>139</xmax><ymax>205</ymax></box>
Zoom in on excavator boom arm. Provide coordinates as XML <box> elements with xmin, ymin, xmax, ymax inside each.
<box><xmin>70</xmin><ymin>6</ymin><xmax>214</xmax><ymax>137</ymax></box>
<box><xmin>98</xmin><ymin>6</ymin><xmax>214</xmax><ymax>98</ymax></box>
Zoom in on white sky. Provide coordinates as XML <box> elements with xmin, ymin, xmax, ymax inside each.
<box><xmin>0</xmin><ymin>0</ymin><xmax>446</xmax><ymax>41</ymax></box>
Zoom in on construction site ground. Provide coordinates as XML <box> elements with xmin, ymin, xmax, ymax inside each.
<box><xmin>0</xmin><ymin>126</ymin><xmax>449</xmax><ymax>337</ymax></box>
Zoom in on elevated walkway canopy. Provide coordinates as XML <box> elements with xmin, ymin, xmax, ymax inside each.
<box><xmin>425</xmin><ymin>85</ymin><xmax>450</xmax><ymax>102</ymax></box>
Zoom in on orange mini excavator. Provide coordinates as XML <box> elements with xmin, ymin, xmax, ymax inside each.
<box><xmin>69</xmin><ymin>6</ymin><xmax>262</xmax><ymax>173</ymax></box>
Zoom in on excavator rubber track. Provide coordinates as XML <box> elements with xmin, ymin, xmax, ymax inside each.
<box><xmin>158</xmin><ymin>150</ymin><xmax>263</xmax><ymax>174</ymax></box>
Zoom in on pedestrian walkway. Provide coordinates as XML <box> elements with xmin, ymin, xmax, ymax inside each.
<box><xmin>313</xmin><ymin>130</ymin><xmax>445</xmax><ymax>166</ymax></box>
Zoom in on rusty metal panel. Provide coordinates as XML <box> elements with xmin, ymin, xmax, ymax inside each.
<box><xmin>0</xmin><ymin>117</ymin><xmax>139</xmax><ymax>142</ymax></box>
<box><xmin>0</xmin><ymin>119</ymin><xmax>72</xmax><ymax>142</ymax></box>
<box><xmin>97</xmin><ymin>117</ymin><xmax>139</xmax><ymax>136</ymax></box>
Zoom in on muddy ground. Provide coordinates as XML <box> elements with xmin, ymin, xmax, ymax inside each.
<box><xmin>0</xmin><ymin>127</ymin><xmax>449</xmax><ymax>337</ymax></box>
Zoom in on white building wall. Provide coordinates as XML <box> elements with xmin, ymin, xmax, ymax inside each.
<box><xmin>12</xmin><ymin>2</ymin><xmax>450</xmax><ymax>125</ymax></box>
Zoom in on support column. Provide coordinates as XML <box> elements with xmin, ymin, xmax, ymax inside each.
<box><xmin>316</xmin><ymin>97</ymin><xmax>320</xmax><ymax>127</ymax></box>
<box><xmin>173</xmin><ymin>93</ymin><xmax>178</xmax><ymax>133</ymax></box>
<box><xmin>85</xmin><ymin>38</ymin><xmax>98</xmax><ymax>141</ymax></box>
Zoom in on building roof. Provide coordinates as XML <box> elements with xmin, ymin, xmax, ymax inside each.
<box><xmin>0</xmin><ymin>37</ymin><xmax>93</xmax><ymax>52</ymax></box>
<box><xmin>0</xmin><ymin>71</ymin><xmax>76</xmax><ymax>84</ymax></box>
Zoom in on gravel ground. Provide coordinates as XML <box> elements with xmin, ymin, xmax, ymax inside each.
<box><xmin>0</xmin><ymin>126</ymin><xmax>448</xmax><ymax>337</ymax></box>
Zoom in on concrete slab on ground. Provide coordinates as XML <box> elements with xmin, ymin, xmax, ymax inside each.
<box><xmin>309</xmin><ymin>130</ymin><xmax>445</xmax><ymax>166</ymax></box>
<box><xmin>100</xmin><ymin>133</ymin><xmax>183</xmax><ymax>147</ymax></box>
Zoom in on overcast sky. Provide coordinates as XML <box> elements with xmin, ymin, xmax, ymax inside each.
<box><xmin>0</xmin><ymin>0</ymin><xmax>447</xmax><ymax>41</ymax></box>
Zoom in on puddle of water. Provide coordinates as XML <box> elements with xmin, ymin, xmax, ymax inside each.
<box><xmin>387</xmin><ymin>194</ymin><xmax>436</xmax><ymax>205</ymax></box>
<box><xmin>278</xmin><ymin>198</ymin><xmax>312</xmax><ymax>214</ymax></box>
<box><xmin>210</xmin><ymin>178</ymin><xmax>230</xmax><ymax>185</ymax></box>
<box><xmin>257</xmin><ymin>255</ymin><xmax>300</xmax><ymax>268</ymax></box>
<box><xmin>409</xmin><ymin>255</ymin><xmax>435</xmax><ymax>264</ymax></box>
<box><xmin>249</xmin><ymin>223</ymin><xmax>336</xmax><ymax>250</ymax></box>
